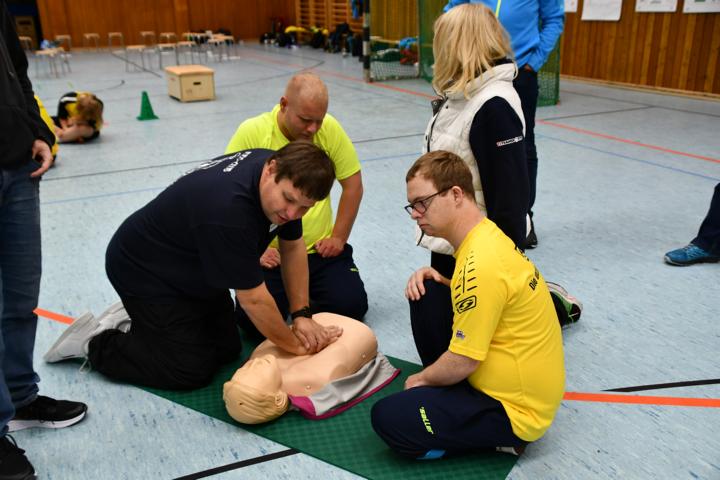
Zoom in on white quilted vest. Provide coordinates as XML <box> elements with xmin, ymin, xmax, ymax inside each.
<box><xmin>417</xmin><ymin>62</ymin><xmax>525</xmax><ymax>255</ymax></box>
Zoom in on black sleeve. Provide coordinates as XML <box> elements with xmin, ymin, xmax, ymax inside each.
<box><xmin>1</xmin><ymin>3</ymin><xmax>53</xmax><ymax>148</ymax></box>
<box><xmin>56</xmin><ymin>91</ymin><xmax>77</xmax><ymax>120</ymax></box>
<box><xmin>469</xmin><ymin>97</ymin><xmax>529</xmax><ymax>248</ymax></box>
<box><xmin>278</xmin><ymin>218</ymin><xmax>302</xmax><ymax>241</ymax></box>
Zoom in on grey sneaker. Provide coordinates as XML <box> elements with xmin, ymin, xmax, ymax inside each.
<box><xmin>43</xmin><ymin>312</ymin><xmax>99</xmax><ymax>363</ymax></box>
<box><xmin>547</xmin><ymin>282</ymin><xmax>583</xmax><ymax>327</ymax></box>
<box><xmin>94</xmin><ymin>301</ymin><xmax>131</xmax><ymax>334</ymax></box>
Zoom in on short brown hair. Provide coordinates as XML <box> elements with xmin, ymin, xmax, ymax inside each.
<box><xmin>76</xmin><ymin>93</ymin><xmax>104</xmax><ymax>125</ymax></box>
<box><xmin>270</xmin><ymin>141</ymin><xmax>335</xmax><ymax>201</ymax></box>
<box><xmin>406</xmin><ymin>151</ymin><xmax>474</xmax><ymax>200</ymax></box>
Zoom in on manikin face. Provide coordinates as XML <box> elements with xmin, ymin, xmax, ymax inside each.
<box><xmin>406</xmin><ymin>174</ymin><xmax>451</xmax><ymax>238</ymax></box>
<box><xmin>223</xmin><ymin>354</ymin><xmax>289</xmax><ymax>424</ymax></box>
<box><xmin>278</xmin><ymin>95</ymin><xmax>327</xmax><ymax>141</ymax></box>
<box><xmin>259</xmin><ymin>160</ymin><xmax>316</xmax><ymax>225</ymax></box>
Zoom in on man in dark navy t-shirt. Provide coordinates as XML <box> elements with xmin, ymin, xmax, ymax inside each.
<box><xmin>45</xmin><ymin>142</ymin><xmax>342</xmax><ymax>389</ymax></box>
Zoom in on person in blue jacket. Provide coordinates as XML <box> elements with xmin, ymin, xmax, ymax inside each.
<box><xmin>444</xmin><ymin>0</ymin><xmax>564</xmax><ymax>248</ymax></box>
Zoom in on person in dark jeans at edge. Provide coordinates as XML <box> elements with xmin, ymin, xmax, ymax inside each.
<box><xmin>444</xmin><ymin>0</ymin><xmax>565</xmax><ymax>248</ymax></box>
<box><xmin>0</xmin><ymin>2</ymin><xmax>88</xmax><ymax>479</ymax></box>
<box><xmin>664</xmin><ymin>183</ymin><xmax>720</xmax><ymax>266</ymax></box>
<box><xmin>44</xmin><ymin>143</ymin><xmax>343</xmax><ymax>391</ymax></box>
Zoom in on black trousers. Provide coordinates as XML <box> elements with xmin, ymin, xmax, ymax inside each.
<box><xmin>371</xmin><ymin>279</ymin><xmax>526</xmax><ymax>458</ymax></box>
<box><xmin>693</xmin><ymin>183</ymin><xmax>720</xmax><ymax>254</ymax></box>
<box><xmin>88</xmin><ymin>292</ymin><xmax>241</xmax><ymax>390</ymax></box>
<box><xmin>235</xmin><ymin>243</ymin><xmax>368</xmax><ymax>336</ymax></box>
<box><xmin>513</xmin><ymin>68</ymin><xmax>539</xmax><ymax>216</ymax></box>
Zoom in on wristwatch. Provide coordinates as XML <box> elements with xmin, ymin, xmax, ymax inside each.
<box><xmin>290</xmin><ymin>306</ymin><xmax>312</xmax><ymax>320</ymax></box>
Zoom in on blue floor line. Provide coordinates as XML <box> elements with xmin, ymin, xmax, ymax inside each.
<box><xmin>538</xmin><ymin>133</ymin><xmax>720</xmax><ymax>182</ymax></box>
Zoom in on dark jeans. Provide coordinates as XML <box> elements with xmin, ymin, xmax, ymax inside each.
<box><xmin>235</xmin><ymin>243</ymin><xmax>368</xmax><ymax>335</ymax></box>
<box><xmin>513</xmin><ymin>67</ymin><xmax>539</xmax><ymax>216</ymax></box>
<box><xmin>88</xmin><ymin>292</ymin><xmax>241</xmax><ymax>390</ymax></box>
<box><xmin>693</xmin><ymin>183</ymin><xmax>720</xmax><ymax>254</ymax></box>
<box><xmin>0</xmin><ymin>161</ymin><xmax>42</xmax><ymax>435</ymax></box>
<box><xmin>371</xmin><ymin>279</ymin><xmax>525</xmax><ymax>458</ymax></box>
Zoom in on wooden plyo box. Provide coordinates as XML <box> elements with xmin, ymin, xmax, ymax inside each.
<box><xmin>165</xmin><ymin>65</ymin><xmax>215</xmax><ymax>102</ymax></box>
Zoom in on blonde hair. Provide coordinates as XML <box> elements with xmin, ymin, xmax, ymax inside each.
<box><xmin>75</xmin><ymin>93</ymin><xmax>103</xmax><ymax>126</ymax></box>
<box><xmin>431</xmin><ymin>3</ymin><xmax>513</xmax><ymax>97</ymax></box>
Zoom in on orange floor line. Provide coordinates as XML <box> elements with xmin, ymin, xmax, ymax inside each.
<box><xmin>34</xmin><ymin>308</ymin><xmax>73</xmax><ymax>325</ymax></box>
<box><xmin>564</xmin><ymin>391</ymin><xmax>720</xmax><ymax>408</ymax></box>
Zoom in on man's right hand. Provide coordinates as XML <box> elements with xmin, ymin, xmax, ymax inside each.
<box><xmin>259</xmin><ymin>247</ymin><xmax>281</xmax><ymax>269</ymax></box>
<box><xmin>405</xmin><ymin>266</ymin><xmax>449</xmax><ymax>301</ymax></box>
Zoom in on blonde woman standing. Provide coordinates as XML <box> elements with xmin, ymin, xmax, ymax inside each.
<box><xmin>418</xmin><ymin>3</ymin><xmax>529</xmax><ymax>278</ymax></box>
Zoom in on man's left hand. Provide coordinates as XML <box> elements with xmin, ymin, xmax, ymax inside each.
<box><xmin>30</xmin><ymin>140</ymin><xmax>53</xmax><ymax>178</ymax></box>
<box><xmin>315</xmin><ymin>237</ymin><xmax>345</xmax><ymax>258</ymax></box>
<box><xmin>405</xmin><ymin>373</ymin><xmax>427</xmax><ymax>390</ymax></box>
<box><xmin>292</xmin><ymin>316</ymin><xmax>343</xmax><ymax>353</ymax></box>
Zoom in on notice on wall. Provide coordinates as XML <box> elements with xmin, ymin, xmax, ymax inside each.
<box><xmin>683</xmin><ymin>0</ymin><xmax>720</xmax><ymax>12</ymax></box>
<box><xmin>566</xmin><ymin>0</ymin><xmax>579</xmax><ymax>12</ymax></box>
<box><xmin>636</xmin><ymin>0</ymin><xmax>677</xmax><ymax>11</ymax></box>
<box><xmin>582</xmin><ymin>0</ymin><xmax>623</xmax><ymax>19</ymax></box>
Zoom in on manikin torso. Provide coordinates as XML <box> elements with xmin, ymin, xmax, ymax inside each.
<box><xmin>250</xmin><ymin>312</ymin><xmax>377</xmax><ymax>396</ymax></box>
<box><xmin>223</xmin><ymin>313</ymin><xmax>378</xmax><ymax>424</ymax></box>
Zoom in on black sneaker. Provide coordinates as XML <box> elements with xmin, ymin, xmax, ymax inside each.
<box><xmin>7</xmin><ymin>396</ymin><xmax>87</xmax><ymax>432</ymax></box>
<box><xmin>0</xmin><ymin>435</ymin><xmax>35</xmax><ymax>480</ymax></box>
<box><xmin>525</xmin><ymin>218</ymin><xmax>538</xmax><ymax>249</ymax></box>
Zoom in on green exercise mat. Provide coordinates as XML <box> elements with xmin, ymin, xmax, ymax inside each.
<box><xmin>141</xmin><ymin>339</ymin><xmax>517</xmax><ymax>480</ymax></box>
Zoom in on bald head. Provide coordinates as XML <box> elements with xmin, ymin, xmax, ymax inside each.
<box><xmin>284</xmin><ymin>72</ymin><xmax>329</xmax><ymax>107</ymax></box>
<box><xmin>278</xmin><ymin>73</ymin><xmax>329</xmax><ymax>141</ymax></box>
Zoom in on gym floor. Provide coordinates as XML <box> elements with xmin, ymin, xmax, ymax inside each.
<box><xmin>18</xmin><ymin>42</ymin><xmax>720</xmax><ymax>479</ymax></box>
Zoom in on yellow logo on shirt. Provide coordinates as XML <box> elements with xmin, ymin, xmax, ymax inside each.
<box><xmin>455</xmin><ymin>295</ymin><xmax>476</xmax><ymax>313</ymax></box>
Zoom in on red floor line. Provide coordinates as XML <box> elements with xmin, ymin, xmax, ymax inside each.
<box><xmin>538</xmin><ymin>120</ymin><xmax>720</xmax><ymax>164</ymax></box>
<box><xmin>35</xmin><ymin>308</ymin><xmax>720</xmax><ymax>408</ymax></box>
<box><xmin>563</xmin><ymin>391</ymin><xmax>720</xmax><ymax>408</ymax></box>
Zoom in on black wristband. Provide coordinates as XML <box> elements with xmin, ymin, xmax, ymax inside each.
<box><xmin>290</xmin><ymin>306</ymin><xmax>312</xmax><ymax>320</ymax></box>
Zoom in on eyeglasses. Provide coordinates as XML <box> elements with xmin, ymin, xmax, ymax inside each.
<box><xmin>404</xmin><ymin>188</ymin><xmax>450</xmax><ymax>215</ymax></box>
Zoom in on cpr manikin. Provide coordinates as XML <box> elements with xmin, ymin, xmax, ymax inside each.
<box><xmin>223</xmin><ymin>313</ymin><xmax>398</xmax><ymax>424</ymax></box>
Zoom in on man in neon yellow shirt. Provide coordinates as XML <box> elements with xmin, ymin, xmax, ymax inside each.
<box><xmin>372</xmin><ymin>150</ymin><xmax>566</xmax><ymax>459</ymax></box>
<box><xmin>225</xmin><ymin>73</ymin><xmax>367</xmax><ymax>329</ymax></box>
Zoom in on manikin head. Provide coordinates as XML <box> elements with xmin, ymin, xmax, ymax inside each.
<box><xmin>223</xmin><ymin>354</ymin><xmax>289</xmax><ymax>424</ymax></box>
<box><xmin>259</xmin><ymin>141</ymin><xmax>335</xmax><ymax>225</ymax></box>
<box><xmin>405</xmin><ymin>151</ymin><xmax>477</xmax><ymax>241</ymax></box>
<box><xmin>277</xmin><ymin>73</ymin><xmax>329</xmax><ymax>141</ymax></box>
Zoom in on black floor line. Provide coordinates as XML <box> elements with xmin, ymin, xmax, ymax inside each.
<box><xmin>353</xmin><ymin>132</ymin><xmax>424</xmax><ymax>144</ymax></box>
<box><xmin>539</xmin><ymin>106</ymin><xmax>653</xmax><ymax>122</ymax></box>
<box><xmin>44</xmin><ymin>159</ymin><xmax>203</xmax><ymax>182</ymax></box>
<box><xmin>92</xmin><ymin>79</ymin><xmax>126</xmax><ymax>92</ymax></box>
<box><xmin>110</xmin><ymin>51</ymin><xmax>162</xmax><ymax>78</ymax></box>
<box><xmin>604</xmin><ymin>378</ymin><xmax>720</xmax><ymax>393</ymax></box>
<box><xmin>45</xmin><ymin>135</ymin><xmax>423</xmax><ymax>183</ymax></box>
<box><xmin>173</xmin><ymin>448</ymin><xmax>299</xmax><ymax>480</ymax></box>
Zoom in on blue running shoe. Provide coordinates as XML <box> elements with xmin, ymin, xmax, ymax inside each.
<box><xmin>664</xmin><ymin>243</ymin><xmax>720</xmax><ymax>266</ymax></box>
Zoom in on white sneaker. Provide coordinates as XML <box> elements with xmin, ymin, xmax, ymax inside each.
<box><xmin>43</xmin><ymin>312</ymin><xmax>99</xmax><ymax>363</ymax></box>
<box><xmin>94</xmin><ymin>301</ymin><xmax>131</xmax><ymax>334</ymax></box>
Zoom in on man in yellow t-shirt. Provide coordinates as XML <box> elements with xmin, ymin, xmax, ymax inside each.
<box><xmin>225</xmin><ymin>73</ymin><xmax>367</xmax><ymax>330</ymax></box>
<box><xmin>372</xmin><ymin>150</ymin><xmax>566</xmax><ymax>459</ymax></box>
